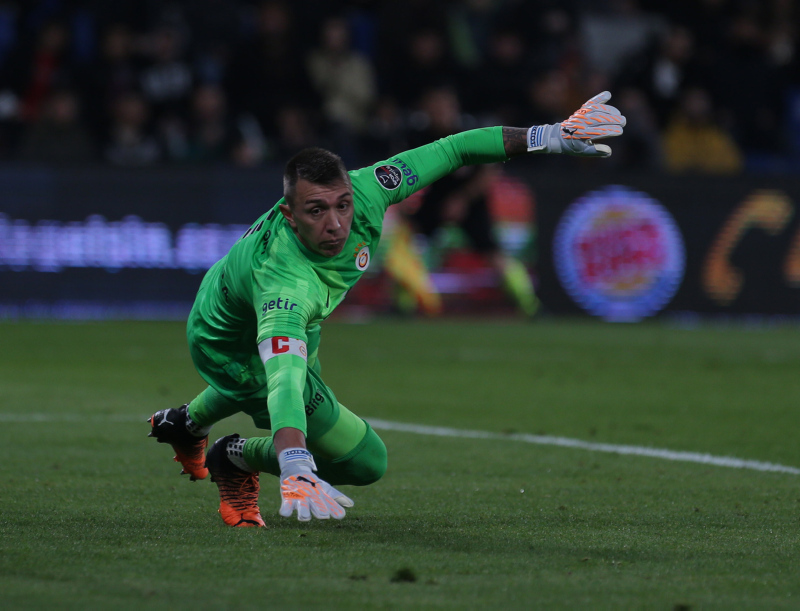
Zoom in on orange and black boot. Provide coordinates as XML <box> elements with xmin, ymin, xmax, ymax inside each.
<box><xmin>147</xmin><ymin>404</ymin><xmax>209</xmax><ymax>481</ymax></box>
<box><xmin>205</xmin><ymin>434</ymin><xmax>265</xmax><ymax>527</ymax></box>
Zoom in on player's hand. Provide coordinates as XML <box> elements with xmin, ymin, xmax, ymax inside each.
<box><xmin>526</xmin><ymin>91</ymin><xmax>626</xmax><ymax>158</ymax></box>
<box><xmin>279</xmin><ymin>472</ymin><xmax>352</xmax><ymax>521</ymax></box>
<box><xmin>277</xmin><ymin>448</ymin><xmax>354</xmax><ymax>521</ymax></box>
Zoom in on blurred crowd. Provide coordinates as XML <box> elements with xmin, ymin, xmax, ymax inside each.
<box><xmin>0</xmin><ymin>0</ymin><xmax>798</xmax><ymax>173</ymax></box>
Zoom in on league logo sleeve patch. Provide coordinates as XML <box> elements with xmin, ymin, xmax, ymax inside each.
<box><xmin>374</xmin><ymin>165</ymin><xmax>402</xmax><ymax>190</ymax></box>
<box><xmin>259</xmin><ymin>337</ymin><xmax>308</xmax><ymax>363</ymax></box>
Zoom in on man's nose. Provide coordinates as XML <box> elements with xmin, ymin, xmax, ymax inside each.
<box><xmin>324</xmin><ymin>211</ymin><xmax>341</xmax><ymax>233</ymax></box>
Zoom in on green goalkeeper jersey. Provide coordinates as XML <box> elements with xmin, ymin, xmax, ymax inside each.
<box><xmin>187</xmin><ymin>127</ymin><xmax>508</xmax><ymax>433</ymax></box>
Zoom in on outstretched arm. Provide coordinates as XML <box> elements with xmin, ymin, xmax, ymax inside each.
<box><xmin>353</xmin><ymin>91</ymin><xmax>626</xmax><ymax>210</ymax></box>
<box><xmin>501</xmin><ymin>127</ymin><xmax>531</xmax><ymax>158</ymax></box>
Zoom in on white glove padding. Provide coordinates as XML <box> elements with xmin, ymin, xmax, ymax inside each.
<box><xmin>527</xmin><ymin>91</ymin><xmax>626</xmax><ymax>158</ymax></box>
<box><xmin>277</xmin><ymin>448</ymin><xmax>354</xmax><ymax>521</ymax></box>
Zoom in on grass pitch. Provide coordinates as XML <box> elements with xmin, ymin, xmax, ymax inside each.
<box><xmin>1</xmin><ymin>318</ymin><xmax>799</xmax><ymax>609</ymax></box>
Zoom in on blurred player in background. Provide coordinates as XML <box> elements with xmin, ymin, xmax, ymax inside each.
<box><xmin>147</xmin><ymin>92</ymin><xmax>626</xmax><ymax>527</ymax></box>
<box><xmin>391</xmin><ymin>85</ymin><xmax>538</xmax><ymax>317</ymax></box>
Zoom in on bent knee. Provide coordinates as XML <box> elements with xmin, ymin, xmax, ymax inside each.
<box><xmin>345</xmin><ymin>429</ymin><xmax>387</xmax><ymax>485</ymax></box>
<box><xmin>356</xmin><ymin>448</ymin><xmax>387</xmax><ymax>485</ymax></box>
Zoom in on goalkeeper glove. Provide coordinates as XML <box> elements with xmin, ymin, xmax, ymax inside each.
<box><xmin>277</xmin><ymin>448</ymin><xmax>354</xmax><ymax>521</ymax></box>
<box><xmin>526</xmin><ymin>91</ymin><xmax>626</xmax><ymax>158</ymax></box>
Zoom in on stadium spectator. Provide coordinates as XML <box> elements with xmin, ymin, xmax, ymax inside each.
<box><xmin>139</xmin><ymin>24</ymin><xmax>193</xmax><ymax>117</ymax></box>
<box><xmin>306</xmin><ymin>15</ymin><xmax>377</xmax><ymax>166</ymax></box>
<box><xmin>147</xmin><ymin>91</ymin><xmax>625</xmax><ymax>527</ymax></box>
<box><xmin>605</xmin><ymin>86</ymin><xmax>663</xmax><ymax>170</ymax></box>
<box><xmin>0</xmin><ymin>1</ymin><xmax>795</xmax><ymax>170</ymax></box>
<box><xmin>19</xmin><ymin>88</ymin><xmax>95</xmax><ymax>164</ymax></box>
<box><xmin>617</xmin><ymin>24</ymin><xmax>701</xmax><ymax>128</ymax></box>
<box><xmin>272</xmin><ymin>104</ymin><xmax>321</xmax><ymax>161</ymax></box>
<box><xmin>224</xmin><ymin>0</ymin><xmax>319</xmax><ymax>156</ymax></box>
<box><xmin>180</xmin><ymin>0</ymin><xmax>243</xmax><ymax>85</ymax></box>
<box><xmin>2</xmin><ymin>20</ymin><xmax>74</xmax><ymax>123</ymax></box>
<box><xmin>138</xmin><ymin>23</ymin><xmax>194</xmax><ymax>159</ymax></box>
<box><xmin>663</xmin><ymin>86</ymin><xmax>743</xmax><ymax>174</ymax></box>
<box><xmin>384</xmin><ymin>26</ymin><xmax>463</xmax><ymax>110</ymax></box>
<box><xmin>104</xmin><ymin>91</ymin><xmax>161</xmax><ymax>166</ymax></box>
<box><xmin>402</xmin><ymin>85</ymin><xmax>538</xmax><ymax>317</ymax></box>
<box><xmin>373</xmin><ymin>0</ymin><xmax>449</xmax><ymax>88</ymax></box>
<box><xmin>182</xmin><ymin>84</ymin><xmax>243</xmax><ymax>164</ymax></box>
<box><xmin>0</xmin><ymin>3</ymin><xmax>16</xmax><ymax>72</ymax></box>
<box><xmin>83</xmin><ymin>24</ymin><xmax>142</xmax><ymax>144</ymax></box>
<box><xmin>580</xmin><ymin>0</ymin><xmax>666</xmax><ymax>79</ymax></box>
<box><xmin>496</xmin><ymin>0</ymin><xmax>579</xmax><ymax>74</ymax></box>
<box><xmin>526</xmin><ymin>68</ymin><xmax>575</xmax><ymax>129</ymax></box>
<box><xmin>710</xmin><ymin>2</ymin><xmax>788</xmax><ymax>155</ymax></box>
<box><xmin>441</xmin><ymin>0</ymin><xmax>512</xmax><ymax>71</ymax></box>
<box><xmin>467</xmin><ymin>26</ymin><xmax>534</xmax><ymax>126</ymax></box>
<box><xmin>359</xmin><ymin>96</ymin><xmax>407</xmax><ymax>165</ymax></box>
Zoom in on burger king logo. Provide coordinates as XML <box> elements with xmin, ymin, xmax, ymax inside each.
<box><xmin>553</xmin><ymin>186</ymin><xmax>685</xmax><ymax>321</ymax></box>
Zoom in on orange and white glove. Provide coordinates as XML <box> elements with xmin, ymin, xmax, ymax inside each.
<box><xmin>277</xmin><ymin>448</ymin><xmax>354</xmax><ymax>521</ymax></box>
<box><xmin>526</xmin><ymin>91</ymin><xmax>626</xmax><ymax>158</ymax></box>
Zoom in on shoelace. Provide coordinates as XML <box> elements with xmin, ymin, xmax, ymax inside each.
<box><xmin>217</xmin><ymin>470</ymin><xmax>260</xmax><ymax>511</ymax></box>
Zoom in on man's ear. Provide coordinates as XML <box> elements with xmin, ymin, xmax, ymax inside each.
<box><xmin>279</xmin><ymin>202</ymin><xmax>297</xmax><ymax>229</ymax></box>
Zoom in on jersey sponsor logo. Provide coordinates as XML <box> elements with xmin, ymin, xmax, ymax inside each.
<box><xmin>353</xmin><ymin>242</ymin><xmax>370</xmax><ymax>271</ymax></box>
<box><xmin>374</xmin><ymin>165</ymin><xmax>403</xmax><ymax>190</ymax></box>
<box><xmin>553</xmin><ymin>185</ymin><xmax>685</xmax><ymax>322</ymax></box>
<box><xmin>305</xmin><ymin>390</ymin><xmax>325</xmax><ymax>416</ymax></box>
<box><xmin>261</xmin><ymin>297</ymin><xmax>298</xmax><ymax>314</ymax></box>
<box><xmin>390</xmin><ymin>157</ymin><xmax>419</xmax><ymax>186</ymax></box>
<box><xmin>259</xmin><ymin>336</ymin><xmax>308</xmax><ymax>362</ymax></box>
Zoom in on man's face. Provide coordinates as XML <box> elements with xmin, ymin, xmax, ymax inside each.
<box><xmin>280</xmin><ymin>178</ymin><xmax>354</xmax><ymax>257</ymax></box>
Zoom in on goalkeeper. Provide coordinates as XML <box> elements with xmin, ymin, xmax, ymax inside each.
<box><xmin>147</xmin><ymin>92</ymin><xmax>625</xmax><ymax>527</ymax></box>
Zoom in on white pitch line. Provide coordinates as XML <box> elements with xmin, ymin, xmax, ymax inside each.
<box><xmin>0</xmin><ymin>413</ymin><xmax>143</xmax><ymax>423</ymax></box>
<box><xmin>2</xmin><ymin>412</ymin><xmax>797</xmax><ymax>475</ymax></box>
<box><xmin>367</xmin><ymin>418</ymin><xmax>800</xmax><ymax>475</ymax></box>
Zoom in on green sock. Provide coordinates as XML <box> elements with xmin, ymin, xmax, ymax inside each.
<box><xmin>242</xmin><ymin>436</ymin><xmax>279</xmax><ymax>476</ymax></box>
<box><xmin>500</xmin><ymin>257</ymin><xmax>539</xmax><ymax>317</ymax></box>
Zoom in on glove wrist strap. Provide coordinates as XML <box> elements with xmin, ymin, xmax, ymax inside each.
<box><xmin>526</xmin><ymin>124</ymin><xmax>562</xmax><ymax>154</ymax></box>
<box><xmin>278</xmin><ymin>447</ymin><xmax>316</xmax><ymax>476</ymax></box>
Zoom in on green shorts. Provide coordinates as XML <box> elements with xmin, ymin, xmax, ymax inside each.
<box><xmin>190</xmin><ymin>335</ymin><xmax>337</xmax><ymax>432</ymax></box>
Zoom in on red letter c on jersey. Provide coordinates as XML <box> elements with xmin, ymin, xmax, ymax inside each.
<box><xmin>271</xmin><ymin>336</ymin><xmax>290</xmax><ymax>354</ymax></box>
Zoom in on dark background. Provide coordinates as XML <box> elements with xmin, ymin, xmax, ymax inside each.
<box><xmin>2</xmin><ymin>0</ymin><xmax>800</xmax><ymax>319</ymax></box>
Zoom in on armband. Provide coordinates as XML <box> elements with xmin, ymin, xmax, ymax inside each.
<box><xmin>258</xmin><ymin>336</ymin><xmax>308</xmax><ymax>363</ymax></box>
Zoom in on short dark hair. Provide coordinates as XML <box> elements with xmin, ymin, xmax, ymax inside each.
<box><xmin>283</xmin><ymin>147</ymin><xmax>350</xmax><ymax>206</ymax></box>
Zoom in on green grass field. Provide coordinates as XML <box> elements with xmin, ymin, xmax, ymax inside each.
<box><xmin>1</xmin><ymin>318</ymin><xmax>799</xmax><ymax>609</ymax></box>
